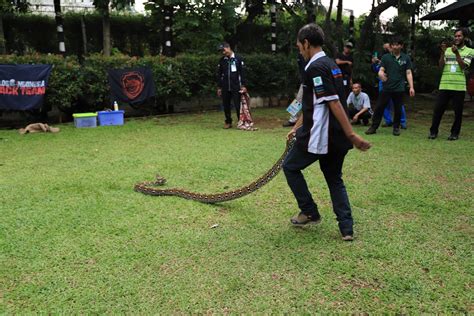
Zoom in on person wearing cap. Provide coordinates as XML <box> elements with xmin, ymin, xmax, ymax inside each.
<box><xmin>335</xmin><ymin>42</ymin><xmax>354</xmax><ymax>99</ymax></box>
<box><xmin>216</xmin><ymin>43</ymin><xmax>247</xmax><ymax>129</ymax></box>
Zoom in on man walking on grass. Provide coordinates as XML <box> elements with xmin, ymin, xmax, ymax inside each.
<box><xmin>283</xmin><ymin>23</ymin><xmax>371</xmax><ymax>242</ymax></box>
<box><xmin>365</xmin><ymin>37</ymin><xmax>415</xmax><ymax>136</ymax></box>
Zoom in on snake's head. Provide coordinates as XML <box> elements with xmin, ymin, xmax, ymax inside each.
<box><xmin>288</xmin><ymin>134</ymin><xmax>296</xmax><ymax>145</ymax></box>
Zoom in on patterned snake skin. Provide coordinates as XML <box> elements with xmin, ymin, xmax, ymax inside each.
<box><xmin>134</xmin><ymin>136</ymin><xmax>296</xmax><ymax>203</ymax></box>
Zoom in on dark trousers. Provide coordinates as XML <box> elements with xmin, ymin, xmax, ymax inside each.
<box><xmin>371</xmin><ymin>91</ymin><xmax>404</xmax><ymax>129</ymax></box>
<box><xmin>222</xmin><ymin>90</ymin><xmax>241</xmax><ymax>124</ymax></box>
<box><xmin>430</xmin><ymin>90</ymin><xmax>465</xmax><ymax>136</ymax></box>
<box><xmin>343</xmin><ymin>75</ymin><xmax>351</xmax><ymax>100</ymax></box>
<box><xmin>283</xmin><ymin>145</ymin><xmax>353</xmax><ymax>236</ymax></box>
<box><xmin>349</xmin><ymin>108</ymin><xmax>372</xmax><ymax>125</ymax></box>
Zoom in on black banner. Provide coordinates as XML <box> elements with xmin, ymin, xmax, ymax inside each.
<box><xmin>0</xmin><ymin>64</ymin><xmax>52</xmax><ymax>111</ymax></box>
<box><xmin>108</xmin><ymin>67</ymin><xmax>156</xmax><ymax>105</ymax></box>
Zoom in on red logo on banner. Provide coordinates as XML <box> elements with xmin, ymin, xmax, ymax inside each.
<box><xmin>121</xmin><ymin>72</ymin><xmax>144</xmax><ymax>100</ymax></box>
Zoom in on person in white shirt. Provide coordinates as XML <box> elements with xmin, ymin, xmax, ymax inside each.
<box><xmin>346</xmin><ymin>82</ymin><xmax>372</xmax><ymax>126</ymax></box>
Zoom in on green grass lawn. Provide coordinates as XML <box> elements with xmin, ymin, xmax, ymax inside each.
<box><xmin>1</xmin><ymin>107</ymin><xmax>473</xmax><ymax>313</ymax></box>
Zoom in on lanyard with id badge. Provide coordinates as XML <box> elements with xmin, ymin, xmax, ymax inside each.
<box><xmin>450</xmin><ymin>63</ymin><xmax>457</xmax><ymax>73</ymax></box>
<box><xmin>286</xmin><ymin>99</ymin><xmax>302</xmax><ymax>117</ymax></box>
<box><xmin>230</xmin><ymin>59</ymin><xmax>237</xmax><ymax>72</ymax></box>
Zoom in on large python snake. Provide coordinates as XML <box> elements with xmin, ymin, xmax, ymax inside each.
<box><xmin>134</xmin><ymin>136</ymin><xmax>296</xmax><ymax>203</ymax></box>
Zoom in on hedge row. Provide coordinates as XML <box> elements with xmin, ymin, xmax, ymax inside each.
<box><xmin>0</xmin><ymin>54</ymin><xmax>298</xmax><ymax>113</ymax></box>
<box><xmin>2</xmin><ymin>12</ymin><xmax>303</xmax><ymax>56</ymax></box>
<box><xmin>3</xmin><ymin>14</ymin><xmax>154</xmax><ymax>56</ymax></box>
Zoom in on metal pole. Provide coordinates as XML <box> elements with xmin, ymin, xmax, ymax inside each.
<box><xmin>270</xmin><ymin>0</ymin><xmax>277</xmax><ymax>54</ymax></box>
<box><xmin>53</xmin><ymin>0</ymin><xmax>66</xmax><ymax>55</ymax></box>
<box><xmin>162</xmin><ymin>4</ymin><xmax>174</xmax><ymax>57</ymax></box>
<box><xmin>81</xmin><ymin>15</ymin><xmax>87</xmax><ymax>56</ymax></box>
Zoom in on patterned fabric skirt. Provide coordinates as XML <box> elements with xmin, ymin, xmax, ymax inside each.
<box><xmin>237</xmin><ymin>92</ymin><xmax>258</xmax><ymax>131</ymax></box>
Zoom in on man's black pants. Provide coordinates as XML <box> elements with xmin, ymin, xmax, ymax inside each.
<box><xmin>222</xmin><ymin>90</ymin><xmax>241</xmax><ymax>124</ymax></box>
<box><xmin>348</xmin><ymin>108</ymin><xmax>372</xmax><ymax>125</ymax></box>
<box><xmin>430</xmin><ymin>90</ymin><xmax>465</xmax><ymax>136</ymax></box>
<box><xmin>370</xmin><ymin>91</ymin><xmax>404</xmax><ymax>129</ymax></box>
<box><xmin>283</xmin><ymin>145</ymin><xmax>353</xmax><ymax>236</ymax></box>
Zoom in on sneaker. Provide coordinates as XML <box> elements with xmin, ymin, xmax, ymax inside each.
<box><xmin>282</xmin><ymin>121</ymin><xmax>296</xmax><ymax>127</ymax></box>
<box><xmin>448</xmin><ymin>134</ymin><xmax>459</xmax><ymax>141</ymax></box>
<box><xmin>365</xmin><ymin>127</ymin><xmax>377</xmax><ymax>135</ymax></box>
<box><xmin>290</xmin><ymin>212</ymin><xmax>321</xmax><ymax>227</ymax></box>
<box><xmin>401</xmin><ymin>125</ymin><xmax>407</xmax><ymax>130</ymax></box>
<box><xmin>223</xmin><ymin>123</ymin><xmax>232</xmax><ymax>129</ymax></box>
<box><xmin>342</xmin><ymin>235</ymin><xmax>354</xmax><ymax>241</ymax></box>
<box><xmin>382</xmin><ymin>122</ymin><xmax>393</xmax><ymax>127</ymax></box>
<box><xmin>428</xmin><ymin>133</ymin><xmax>437</xmax><ymax>140</ymax></box>
<box><xmin>393</xmin><ymin>128</ymin><xmax>400</xmax><ymax>136</ymax></box>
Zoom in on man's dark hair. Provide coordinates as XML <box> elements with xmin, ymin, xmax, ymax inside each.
<box><xmin>454</xmin><ymin>27</ymin><xmax>469</xmax><ymax>39</ymax></box>
<box><xmin>390</xmin><ymin>36</ymin><xmax>404</xmax><ymax>45</ymax></box>
<box><xmin>352</xmin><ymin>81</ymin><xmax>362</xmax><ymax>87</ymax></box>
<box><xmin>297</xmin><ymin>23</ymin><xmax>325</xmax><ymax>47</ymax></box>
<box><xmin>454</xmin><ymin>27</ymin><xmax>469</xmax><ymax>44</ymax></box>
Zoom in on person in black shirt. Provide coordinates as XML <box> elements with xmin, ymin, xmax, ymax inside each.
<box><xmin>335</xmin><ymin>42</ymin><xmax>354</xmax><ymax>98</ymax></box>
<box><xmin>216</xmin><ymin>43</ymin><xmax>247</xmax><ymax>129</ymax></box>
<box><xmin>283</xmin><ymin>24</ymin><xmax>371</xmax><ymax>241</ymax></box>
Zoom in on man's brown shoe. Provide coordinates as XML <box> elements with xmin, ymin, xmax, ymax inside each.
<box><xmin>342</xmin><ymin>235</ymin><xmax>354</xmax><ymax>241</ymax></box>
<box><xmin>290</xmin><ymin>212</ymin><xmax>321</xmax><ymax>227</ymax></box>
<box><xmin>224</xmin><ymin>123</ymin><xmax>232</xmax><ymax>129</ymax></box>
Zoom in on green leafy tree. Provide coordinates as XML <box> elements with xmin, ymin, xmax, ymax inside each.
<box><xmin>144</xmin><ymin>0</ymin><xmax>188</xmax><ymax>56</ymax></box>
<box><xmin>93</xmin><ymin>0</ymin><xmax>134</xmax><ymax>56</ymax></box>
<box><xmin>357</xmin><ymin>0</ymin><xmax>444</xmax><ymax>54</ymax></box>
<box><xmin>145</xmin><ymin>0</ymin><xmax>240</xmax><ymax>56</ymax></box>
<box><xmin>0</xmin><ymin>0</ymin><xmax>28</xmax><ymax>54</ymax></box>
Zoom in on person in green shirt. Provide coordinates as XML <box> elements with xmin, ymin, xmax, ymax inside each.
<box><xmin>365</xmin><ymin>37</ymin><xmax>415</xmax><ymax>136</ymax></box>
<box><xmin>429</xmin><ymin>28</ymin><xmax>474</xmax><ymax>141</ymax></box>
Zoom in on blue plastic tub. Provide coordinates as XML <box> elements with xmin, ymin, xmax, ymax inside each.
<box><xmin>72</xmin><ymin>113</ymin><xmax>97</xmax><ymax>128</ymax></box>
<box><xmin>97</xmin><ymin>111</ymin><xmax>124</xmax><ymax>126</ymax></box>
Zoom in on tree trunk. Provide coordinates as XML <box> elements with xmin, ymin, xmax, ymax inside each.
<box><xmin>244</xmin><ymin>0</ymin><xmax>264</xmax><ymax>24</ymax></box>
<box><xmin>357</xmin><ymin>0</ymin><xmax>398</xmax><ymax>52</ymax></box>
<box><xmin>280</xmin><ymin>0</ymin><xmax>297</xmax><ymax>17</ymax></box>
<box><xmin>336</xmin><ymin>0</ymin><xmax>343</xmax><ymax>27</ymax></box>
<box><xmin>410</xmin><ymin>12</ymin><xmax>416</xmax><ymax>58</ymax></box>
<box><xmin>0</xmin><ymin>15</ymin><xmax>6</xmax><ymax>54</ymax></box>
<box><xmin>348</xmin><ymin>12</ymin><xmax>354</xmax><ymax>43</ymax></box>
<box><xmin>81</xmin><ymin>15</ymin><xmax>88</xmax><ymax>56</ymax></box>
<box><xmin>102</xmin><ymin>8</ymin><xmax>111</xmax><ymax>56</ymax></box>
<box><xmin>322</xmin><ymin>0</ymin><xmax>337</xmax><ymax>57</ymax></box>
<box><xmin>335</xmin><ymin>0</ymin><xmax>343</xmax><ymax>50</ymax></box>
<box><xmin>304</xmin><ymin>0</ymin><xmax>315</xmax><ymax>23</ymax></box>
<box><xmin>324</xmin><ymin>0</ymin><xmax>334</xmax><ymax>26</ymax></box>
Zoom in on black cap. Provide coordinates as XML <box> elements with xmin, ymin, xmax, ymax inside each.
<box><xmin>217</xmin><ymin>42</ymin><xmax>230</xmax><ymax>51</ymax></box>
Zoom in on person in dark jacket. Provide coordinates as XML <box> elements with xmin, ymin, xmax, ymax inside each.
<box><xmin>216</xmin><ymin>43</ymin><xmax>247</xmax><ymax>129</ymax></box>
